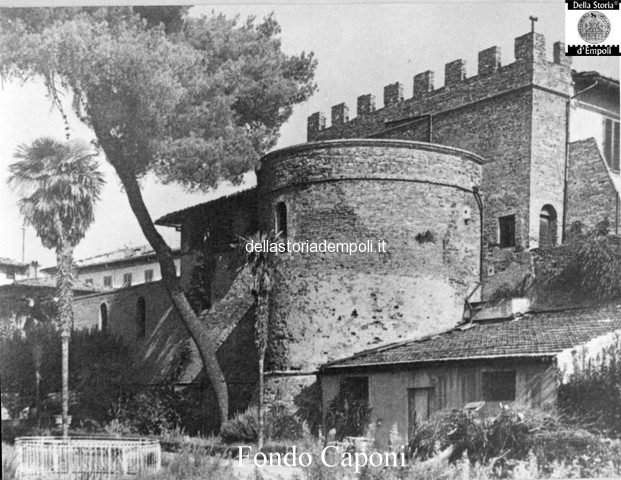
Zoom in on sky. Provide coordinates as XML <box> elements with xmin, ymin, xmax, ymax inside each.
<box><xmin>0</xmin><ymin>1</ymin><xmax>618</xmax><ymax>269</ymax></box>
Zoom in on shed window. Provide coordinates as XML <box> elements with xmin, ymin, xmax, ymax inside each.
<box><xmin>275</xmin><ymin>202</ymin><xmax>288</xmax><ymax>238</ymax></box>
<box><xmin>144</xmin><ymin>269</ymin><xmax>154</xmax><ymax>283</ymax></box>
<box><xmin>103</xmin><ymin>275</ymin><xmax>112</xmax><ymax>287</ymax></box>
<box><xmin>539</xmin><ymin>205</ymin><xmax>557</xmax><ymax>248</ymax></box>
<box><xmin>498</xmin><ymin>215</ymin><xmax>516</xmax><ymax>248</ymax></box>
<box><xmin>99</xmin><ymin>303</ymin><xmax>108</xmax><ymax>333</ymax></box>
<box><xmin>604</xmin><ymin>118</ymin><xmax>620</xmax><ymax>171</ymax></box>
<box><xmin>137</xmin><ymin>296</ymin><xmax>146</xmax><ymax>338</ymax></box>
<box><xmin>482</xmin><ymin>370</ymin><xmax>516</xmax><ymax>402</ymax></box>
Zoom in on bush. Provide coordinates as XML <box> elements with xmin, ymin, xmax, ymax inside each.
<box><xmin>265</xmin><ymin>403</ymin><xmax>304</xmax><ymax>441</ymax></box>
<box><xmin>409</xmin><ymin>409</ymin><xmax>534</xmax><ymax>464</ymax></box>
<box><xmin>220</xmin><ymin>407</ymin><xmax>259</xmax><ymax>443</ymax></box>
<box><xmin>557</xmin><ymin>336</ymin><xmax>621</xmax><ymax>436</ymax></box>
<box><xmin>325</xmin><ymin>387</ymin><xmax>370</xmax><ymax>440</ymax></box>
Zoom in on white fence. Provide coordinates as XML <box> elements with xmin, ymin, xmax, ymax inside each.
<box><xmin>14</xmin><ymin>436</ymin><xmax>161</xmax><ymax>478</ymax></box>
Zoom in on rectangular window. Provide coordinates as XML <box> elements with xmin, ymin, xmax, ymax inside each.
<box><xmin>103</xmin><ymin>276</ymin><xmax>112</xmax><ymax>287</ymax></box>
<box><xmin>498</xmin><ymin>215</ymin><xmax>516</xmax><ymax>248</ymax></box>
<box><xmin>144</xmin><ymin>269</ymin><xmax>154</xmax><ymax>283</ymax></box>
<box><xmin>603</xmin><ymin>118</ymin><xmax>620</xmax><ymax>171</ymax></box>
<box><xmin>482</xmin><ymin>370</ymin><xmax>516</xmax><ymax>402</ymax></box>
<box><xmin>85</xmin><ymin>278</ymin><xmax>93</xmax><ymax>285</ymax></box>
<box><xmin>122</xmin><ymin>272</ymin><xmax>132</xmax><ymax>287</ymax></box>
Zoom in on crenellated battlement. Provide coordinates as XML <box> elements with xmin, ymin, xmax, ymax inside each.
<box><xmin>307</xmin><ymin>32</ymin><xmax>572</xmax><ymax>140</ymax></box>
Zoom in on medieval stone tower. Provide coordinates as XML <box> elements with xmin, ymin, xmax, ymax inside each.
<box><xmin>257</xmin><ymin>140</ymin><xmax>482</xmax><ymax>404</ymax></box>
<box><xmin>157</xmin><ymin>28</ymin><xmax>619</xmax><ymax>424</ymax></box>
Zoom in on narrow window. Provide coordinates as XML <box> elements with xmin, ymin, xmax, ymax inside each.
<box><xmin>137</xmin><ymin>296</ymin><xmax>146</xmax><ymax>338</ymax></box>
<box><xmin>122</xmin><ymin>272</ymin><xmax>132</xmax><ymax>287</ymax></box>
<box><xmin>498</xmin><ymin>215</ymin><xmax>516</xmax><ymax>248</ymax></box>
<box><xmin>539</xmin><ymin>205</ymin><xmax>558</xmax><ymax>248</ymax></box>
<box><xmin>482</xmin><ymin>370</ymin><xmax>516</xmax><ymax>402</ymax></box>
<box><xmin>603</xmin><ymin>118</ymin><xmax>620</xmax><ymax>171</ymax></box>
<box><xmin>275</xmin><ymin>202</ymin><xmax>288</xmax><ymax>238</ymax></box>
<box><xmin>144</xmin><ymin>269</ymin><xmax>154</xmax><ymax>283</ymax></box>
<box><xmin>103</xmin><ymin>275</ymin><xmax>112</xmax><ymax>287</ymax></box>
<box><xmin>99</xmin><ymin>303</ymin><xmax>108</xmax><ymax>333</ymax></box>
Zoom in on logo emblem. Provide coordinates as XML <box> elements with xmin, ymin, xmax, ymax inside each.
<box><xmin>577</xmin><ymin>11</ymin><xmax>612</xmax><ymax>44</ymax></box>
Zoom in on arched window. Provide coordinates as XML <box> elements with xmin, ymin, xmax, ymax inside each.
<box><xmin>137</xmin><ymin>296</ymin><xmax>146</xmax><ymax>338</ymax></box>
<box><xmin>99</xmin><ymin>303</ymin><xmax>108</xmax><ymax>333</ymax></box>
<box><xmin>275</xmin><ymin>202</ymin><xmax>288</xmax><ymax>238</ymax></box>
<box><xmin>539</xmin><ymin>205</ymin><xmax>558</xmax><ymax>248</ymax></box>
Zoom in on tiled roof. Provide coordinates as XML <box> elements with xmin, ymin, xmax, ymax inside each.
<box><xmin>41</xmin><ymin>245</ymin><xmax>181</xmax><ymax>273</ymax></box>
<box><xmin>321</xmin><ymin>303</ymin><xmax>621</xmax><ymax>371</ymax></box>
<box><xmin>155</xmin><ymin>188</ymin><xmax>257</xmax><ymax>226</ymax></box>
<box><xmin>10</xmin><ymin>276</ymin><xmax>103</xmax><ymax>292</ymax></box>
<box><xmin>0</xmin><ymin>257</ymin><xmax>27</xmax><ymax>268</ymax></box>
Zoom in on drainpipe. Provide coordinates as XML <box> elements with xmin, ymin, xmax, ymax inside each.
<box><xmin>473</xmin><ymin>186</ymin><xmax>484</xmax><ymax>285</ymax></box>
<box><xmin>428</xmin><ymin>114</ymin><xmax>434</xmax><ymax>143</ymax></box>
<box><xmin>562</xmin><ymin>81</ymin><xmax>599</xmax><ymax>243</ymax></box>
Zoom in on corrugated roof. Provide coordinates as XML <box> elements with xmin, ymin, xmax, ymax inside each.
<box><xmin>155</xmin><ymin>188</ymin><xmax>257</xmax><ymax>226</ymax></box>
<box><xmin>321</xmin><ymin>303</ymin><xmax>621</xmax><ymax>371</ymax></box>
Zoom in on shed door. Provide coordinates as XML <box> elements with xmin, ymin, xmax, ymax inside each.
<box><xmin>407</xmin><ymin>388</ymin><xmax>430</xmax><ymax>435</ymax></box>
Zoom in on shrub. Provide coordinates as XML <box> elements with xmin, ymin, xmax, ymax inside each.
<box><xmin>265</xmin><ymin>403</ymin><xmax>304</xmax><ymax>441</ymax></box>
<box><xmin>409</xmin><ymin>409</ymin><xmax>535</xmax><ymax>464</ymax></box>
<box><xmin>325</xmin><ymin>388</ymin><xmax>370</xmax><ymax>440</ymax></box>
<box><xmin>220</xmin><ymin>407</ymin><xmax>259</xmax><ymax>444</ymax></box>
<box><xmin>557</xmin><ymin>336</ymin><xmax>621</xmax><ymax>435</ymax></box>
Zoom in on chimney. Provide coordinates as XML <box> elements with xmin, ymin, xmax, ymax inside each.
<box><xmin>28</xmin><ymin>261</ymin><xmax>38</xmax><ymax>279</ymax></box>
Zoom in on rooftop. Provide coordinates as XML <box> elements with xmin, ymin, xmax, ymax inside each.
<box><xmin>320</xmin><ymin>302</ymin><xmax>621</xmax><ymax>372</ymax></box>
<box><xmin>6</xmin><ymin>276</ymin><xmax>103</xmax><ymax>293</ymax></box>
<box><xmin>0</xmin><ymin>257</ymin><xmax>27</xmax><ymax>268</ymax></box>
<box><xmin>41</xmin><ymin>245</ymin><xmax>181</xmax><ymax>273</ymax></box>
<box><xmin>155</xmin><ymin>188</ymin><xmax>257</xmax><ymax>227</ymax></box>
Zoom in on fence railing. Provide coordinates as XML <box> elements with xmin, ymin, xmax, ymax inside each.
<box><xmin>14</xmin><ymin>436</ymin><xmax>161</xmax><ymax>478</ymax></box>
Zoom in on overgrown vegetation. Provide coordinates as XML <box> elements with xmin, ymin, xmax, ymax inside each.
<box><xmin>324</xmin><ymin>381</ymin><xmax>371</xmax><ymax>440</ymax></box>
<box><xmin>537</xmin><ymin>219</ymin><xmax>621</xmax><ymax>302</ymax></box>
<box><xmin>558</xmin><ymin>334</ymin><xmax>621</xmax><ymax>436</ymax></box>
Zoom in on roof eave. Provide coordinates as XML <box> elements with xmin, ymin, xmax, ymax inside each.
<box><xmin>320</xmin><ymin>352</ymin><xmax>558</xmax><ymax>373</ymax></box>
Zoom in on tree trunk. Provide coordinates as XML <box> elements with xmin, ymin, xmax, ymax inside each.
<box><xmin>257</xmin><ymin>354</ymin><xmax>265</xmax><ymax>450</ymax></box>
<box><xmin>112</xmin><ymin>165</ymin><xmax>229</xmax><ymax>426</ymax></box>
<box><xmin>61</xmin><ymin>331</ymin><xmax>69</xmax><ymax>438</ymax></box>
<box><xmin>56</xmin><ymin>242</ymin><xmax>74</xmax><ymax>439</ymax></box>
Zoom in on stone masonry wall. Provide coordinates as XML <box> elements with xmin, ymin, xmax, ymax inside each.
<box><xmin>567</xmin><ymin>138</ymin><xmax>619</xmax><ymax>233</ymax></box>
<box><xmin>256</xmin><ymin>140</ymin><xmax>482</xmax><ymax>387</ymax></box>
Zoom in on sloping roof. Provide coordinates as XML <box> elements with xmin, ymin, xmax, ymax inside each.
<box><xmin>0</xmin><ymin>257</ymin><xmax>27</xmax><ymax>268</ymax></box>
<box><xmin>9</xmin><ymin>276</ymin><xmax>103</xmax><ymax>293</ymax></box>
<box><xmin>320</xmin><ymin>303</ymin><xmax>621</xmax><ymax>371</ymax></box>
<box><xmin>155</xmin><ymin>188</ymin><xmax>257</xmax><ymax>227</ymax></box>
<box><xmin>41</xmin><ymin>245</ymin><xmax>181</xmax><ymax>273</ymax></box>
<box><xmin>573</xmin><ymin>70</ymin><xmax>619</xmax><ymax>89</ymax></box>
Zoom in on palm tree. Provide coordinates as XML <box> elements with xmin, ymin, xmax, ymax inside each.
<box><xmin>8</xmin><ymin>137</ymin><xmax>104</xmax><ymax>438</ymax></box>
<box><xmin>241</xmin><ymin>231</ymin><xmax>277</xmax><ymax>450</ymax></box>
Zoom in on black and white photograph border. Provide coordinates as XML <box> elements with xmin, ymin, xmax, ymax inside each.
<box><xmin>0</xmin><ymin>1</ymin><xmax>620</xmax><ymax>479</ymax></box>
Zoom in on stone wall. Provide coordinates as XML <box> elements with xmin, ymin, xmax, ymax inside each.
<box><xmin>567</xmin><ymin>139</ymin><xmax>619</xmax><ymax>233</ymax></box>
<box><xmin>255</xmin><ymin>140</ymin><xmax>482</xmax><ymax>404</ymax></box>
